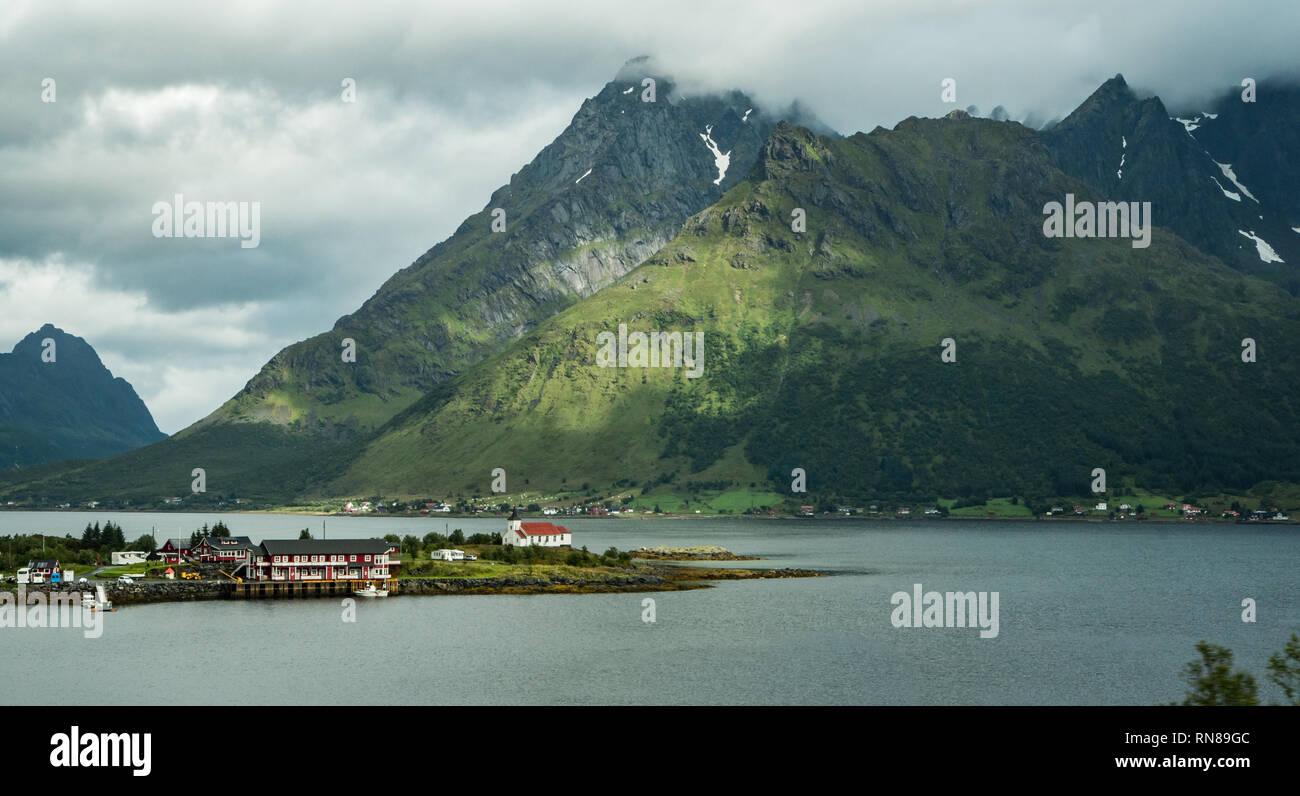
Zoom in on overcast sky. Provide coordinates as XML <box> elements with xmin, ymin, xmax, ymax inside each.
<box><xmin>2</xmin><ymin>0</ymin><xmax>1296</xmax><ymax>433</ymax></box>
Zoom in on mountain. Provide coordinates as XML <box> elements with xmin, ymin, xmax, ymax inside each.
<box><xmin>5</xmin><ymin>71</ymin><xmax>1300</xmax><ymax>509</ymax></box>
<box><xmin>1043</xmin><ymin>74</ymin><xmax>1300</xmax><ymax>292</ymax></box>
<box><xmin>0</xmin><ymin>59</ymin><xmax>837</xmax><ymax>505</ymax></box>
<box><xmin>199</xmin><ymin>56</ymin><xmax>833</xmax><ymax>439</ymax></box>
<box><xmin>0</xmin><ymin>324</ymin><xmax>166</xmax><ymax>467</ymax></box>
<box><xmin>318</xmin><ymin>117</ymin><xmax>1300</xmax><ymax>505</ymax></box>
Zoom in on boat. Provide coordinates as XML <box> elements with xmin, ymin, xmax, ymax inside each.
<box><xmin>352</xmin><ymin>583</ymin><xmax>388</xmax><ymax>598</ymax></box>
<box><xmin>82</xmin><ymin>584</ymin><xmax>116</xmax><ymax>612</ymax></box>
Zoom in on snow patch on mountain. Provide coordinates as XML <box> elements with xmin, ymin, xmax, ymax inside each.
<box><xmin>1239</xmin><ymin>230</ymin><xmax>1284</xmax><ymax>263</ymax></box>
<box><xmin>700</xmin><ymin>125</ymin><xmax>731</xmax><ymax>186</ymax></box>
<box><xmin>1211</xmin><ymin>176</ymin><xmax>1242</xmax><ymax>201</ymax></box>
<box><xmin>575</xmin><ymin>168</ymin><xmax>592</xmax><ymax>184</ymax></box>
<box><xmin>1215</xmin><ymin>161</ymin><xmax>1258</xmax><ymax>202</ymax></box>
<box><xmin>623</xmin><ymin>86</ymin><xmax>634</xmax><ymax>94</ymax></box>
<box><xmin>742</xmin><ymin>108</ymin><xmax>752</xmax><ymax>122</ymax></box>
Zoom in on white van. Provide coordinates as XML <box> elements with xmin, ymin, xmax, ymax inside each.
<box><xmin>16</xmin><ymin>567</ymin><xmax>32</xmax><ymax>584</ymax></box>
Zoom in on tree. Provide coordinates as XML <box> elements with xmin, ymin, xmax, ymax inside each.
<box><xmin>101</xmin><ymin>521</ymin><xmax>126</xmax><ymax>551</ymax></box>
<box><xmin>449</xmin><ymin>529</ymin><xmax>465</xmax><ymax>545</ymax></box>
<box><xmin>423</xmin><ymin>532</ymin><xmax>446</xmax><ymax>549</ymax></box>
<box><xmin>1266</xmin><ymin>633</ymin><xmax>1300</xmax><ymax>706</ymax></box>
<box><xmin>210</xmin><ymin>520</ymin><xmax>231</xmax><ymax>538</ymax></box>
<box><xmin>81</xmin><ymin>523</ymin><xmax>101</xmax><ymax>549</ymax></box>
<box><xmin>401</xmin><ymin>535</ymin><xmax>421</xmax><ymax>558</ymax></box>
<box><xmin>299</xmin><ymin>528</ymin><xmax>313</xmax><ymax>540</ymax></box>
<box><xmin>1174</xmin><ymin>641</ymin><xmax>1260</xmax><ymax>705</ymax></box>
<box><xmin>130</xmin><ymin>534</ymin><xmax>157</xmax><ymax>552</ymax></box>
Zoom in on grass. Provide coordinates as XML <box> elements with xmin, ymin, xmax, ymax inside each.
<box><xmin>96</xmin><ymin>561</ymin><xmax>198</xmax><ymax>578</ymax></box>
<box><xmin>945</xmin><ymin>497</ymin><xmax>1034</xmax><ymax>517</ymax></box>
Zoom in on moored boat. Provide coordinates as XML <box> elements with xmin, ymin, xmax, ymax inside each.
<box><xmin>353</xmin><ymin>583</ymin><xmax>388</xmax><ymax>598</ymax></box>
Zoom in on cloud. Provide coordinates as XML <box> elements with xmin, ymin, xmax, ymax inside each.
<box><xmin>2</xmin><ymin>0</ymin><xmax>1297</xmax><ymax>431</ymax></box>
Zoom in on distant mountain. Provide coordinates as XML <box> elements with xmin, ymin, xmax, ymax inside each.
<box><xmin>0</xmin><ymin>324</ymin><xmax>166</xmax><ymax>467</ymax></box>
<box><xmin>1043</xmin><ymin>74</ymin><xmax>1300</xmax><ymax>292</ymax></box>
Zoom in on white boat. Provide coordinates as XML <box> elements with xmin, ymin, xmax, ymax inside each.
<box><xmin>82</xmin><ymin>584</ymin><xmax>116</xmax><ymax>612</ymax></box>
<box><xmin>353</xmin><ymin>583</ymin><xmax>388</xmax><ymax>598</ymax></box>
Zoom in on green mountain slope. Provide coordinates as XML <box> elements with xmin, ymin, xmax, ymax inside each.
<box><xmin>200</xmin><ymin>58</ymin><xmax>825</xmax><ymax>438</ymax></box>
<box><xmin>321</xmin><ymin>117</ymin><xmax>1300</xmax><ymax>504</ymax></box>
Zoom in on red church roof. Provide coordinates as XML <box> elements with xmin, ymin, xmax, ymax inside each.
<box><xmin>517</xmin><ymin>522</ymin><xmax>570</xmax><ymax>536</ymax></box>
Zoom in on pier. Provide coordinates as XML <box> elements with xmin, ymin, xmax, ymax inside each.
<box><xmin>230</xmin><ymin>580</ymin><xmax>397</xmax><ymax>599</ymax></box>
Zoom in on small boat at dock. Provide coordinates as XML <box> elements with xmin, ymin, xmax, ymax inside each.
<box><xmin>353</xmin><ymin>583</ymin><xmax>388</xmax><ymax>598</ymax></box>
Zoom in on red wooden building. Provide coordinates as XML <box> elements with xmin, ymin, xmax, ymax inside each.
<box><xmin>157</xmin><ymin>538</ymin><xmax>192</xmax><ymax>564</ymax></box>
<box><xmin>190</xmin><ymin>536</ymin><xmax>258</xmax><ymax>565</ymax></box>
<box><xmin>249</xmin><ymin>539</ymin><xmax>398</xmax><ymax>583</ymax></box>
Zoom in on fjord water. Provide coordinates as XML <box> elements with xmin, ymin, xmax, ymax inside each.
<box><xmin>2</xmin><ymin>512</ymin><xmax>1297</xmax><ymax>705</ymax></box>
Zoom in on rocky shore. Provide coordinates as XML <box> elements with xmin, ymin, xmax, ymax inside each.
<box><xmin>632</xmin><ymin>545</ymin><xmax>760</xmax><ymax>561</ymax></box>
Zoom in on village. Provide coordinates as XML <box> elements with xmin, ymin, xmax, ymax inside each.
<box><xmin>7</xmin><ymin>510</ymin><xmax>575</xmax><ymax>595</ymax></box>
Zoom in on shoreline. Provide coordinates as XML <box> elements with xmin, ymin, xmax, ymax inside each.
<box><xmin>1</xmin><ymin>505</ymin><xmax>1294</xmax><ymax>525</ymax></box>
<box><xmin>0</xmin><ymin>563</ymin><xmax>824</xmax><ymax>606</ymax></box>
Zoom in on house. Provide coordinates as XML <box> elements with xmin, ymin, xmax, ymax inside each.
<box><xmin>24</xmin><ymin>559</ymin><xmax>60</xmax><ymax>583</ymax></box>
<box><xmin>158</xmin><ymin>538</ymin><xmax>192</xmax><ymax>564</ymax></box>
<box><xmin>111</xmin><ymin>551</ymin><xmax>148</xmax><ymax>565</ymax></box>
<box><xmin>542</xmin><ymin>506</ymin><xmax>559</xmax><ymax>516</ymax></box>
<box><xmin>190</xmin><ymin>536</ymin><xmax>258</xmax><ymax>566</ymax></box>
<box><xmin>502</xmin><ymin>510</ymin><xmax>572</xmax><ymax>548</ymax></box>
<box><xmin>924</xmin><ymin>507</ymin><xmax>941</xmax><ymax>516</ymax></box>
<box><xmin>1095</xmin><ymin>502</ymin><xmax>1108</xmax><ymax>511</ymax></box>
<box><xmin>250</xmin><ymin>539</ymin><xmax>398</xmax><ymax>582</ymax></box>
<box><xmin>799</xmin><ymin>506</ymin><xmax>815</xmax><ymax>517</ymax></box>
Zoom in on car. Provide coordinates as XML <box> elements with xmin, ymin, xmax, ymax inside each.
<box><xmin>78</xmin><ymin>577</ymin><xmax>89</xmax><ymax>584</ymax></box>
<box><xmin>117</xmin><ymin>576</ymin><xmax>135</xmax><ymax>585</ymax></box>
<box><xmin>464</xmin><ymin>555</ymin><xmax>477</xmax><ymax>561</ymax></box>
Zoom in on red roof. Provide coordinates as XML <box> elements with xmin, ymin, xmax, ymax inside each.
<box><xmin>518</xmin><ymin>522</ymin><xmax>570</xmax><ymax>536</ymax></box>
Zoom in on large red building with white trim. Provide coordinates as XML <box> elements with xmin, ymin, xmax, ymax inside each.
<box><xmin>249</xmin><ymin>539</ymin><xmax>398</xmax><ymax>583</ymax></box>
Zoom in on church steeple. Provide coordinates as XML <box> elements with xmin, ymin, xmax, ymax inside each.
<box><xmin>508</xmin><ymin>508</ymin><xmax>522</xmax><ymax>535</ymax></box>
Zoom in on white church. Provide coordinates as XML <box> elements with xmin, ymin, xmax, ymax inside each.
<box><xmin>503</xmin><ymin>509</ymin><xmax>573</xmax><ymax>548</ymax></box>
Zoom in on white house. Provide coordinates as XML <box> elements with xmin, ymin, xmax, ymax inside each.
<box><xmin>503</xmin><ymin>510</ymin><xmax>572</xmax><ymax>548</ymax></box>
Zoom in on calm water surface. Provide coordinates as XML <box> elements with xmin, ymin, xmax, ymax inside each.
<box><xmin>2</xmin><ymin>512</ymin><xmax>1296</xmax><ymax>705</ymax></box>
